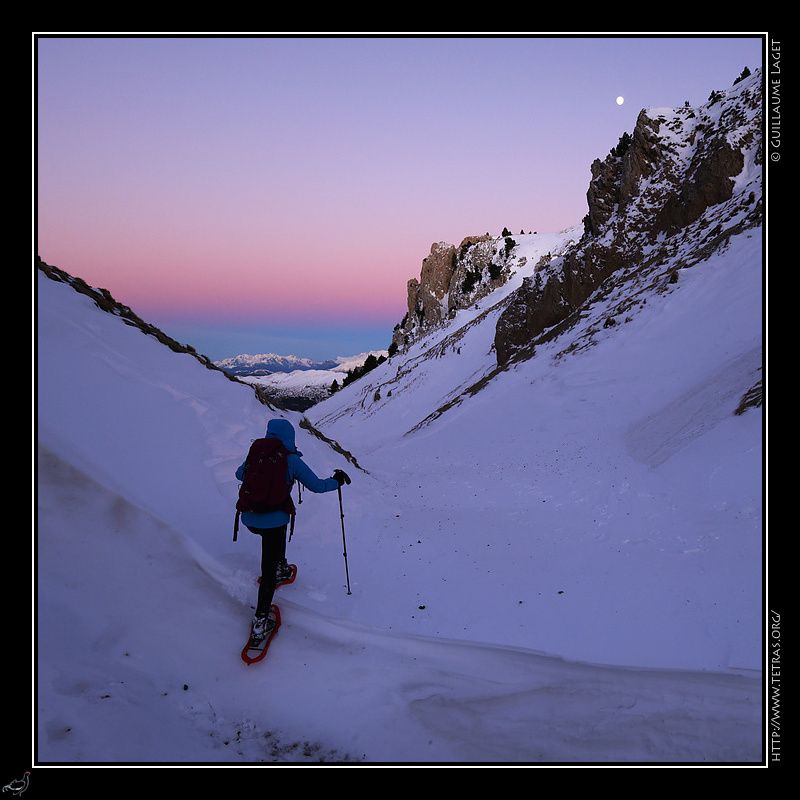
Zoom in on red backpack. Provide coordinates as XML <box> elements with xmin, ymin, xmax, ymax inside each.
<box><xmin>236</xmin><ymin>437</ymin><xmax>296</xmax><ymax>516</ymax></box>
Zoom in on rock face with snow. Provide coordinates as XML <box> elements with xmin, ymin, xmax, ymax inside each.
<box><xmin>495</xmin><ymin>69</ymin><xmax>762</xmax><ymax>367</ymax></box>
<box><xmin>394</xmin><ymin>233</ymin><xmax>521</xmax><ymax>350</ymax></box>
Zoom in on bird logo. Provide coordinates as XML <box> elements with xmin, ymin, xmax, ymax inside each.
<box><xmin>2</xmin><ymin>772</ymin><xmax>30</xmax><ymax>796</ymax></box>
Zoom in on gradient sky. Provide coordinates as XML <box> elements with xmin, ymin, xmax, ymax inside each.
<box><xmin>35</xmin><ymin>34</ymin><xmax>764</xmax><ymax>361</ymax></box>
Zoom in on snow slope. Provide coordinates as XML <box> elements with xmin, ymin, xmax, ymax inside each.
<box><xmin>310</xmin><ymin>223</ymin><xmax>763</xmax><ymax>673</ymax></box>
<box><xmin>35</xmin><ymin>209</ymin><xmax>762</xmax><ymax>764</ymax></box>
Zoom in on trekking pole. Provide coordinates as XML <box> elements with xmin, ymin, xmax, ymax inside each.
<box><xmin>337</xmin><ymin>486</ymin><xmax>352</xmax><ymax>595</ymax></box>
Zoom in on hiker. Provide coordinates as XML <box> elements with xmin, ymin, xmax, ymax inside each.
<box><xmin>236</xmin><ymin>418</ymin><xmax>350</xmax><ymax>640</ymax></box>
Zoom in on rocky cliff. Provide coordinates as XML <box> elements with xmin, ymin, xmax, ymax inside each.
<box><xmin>392</xmin><ymin>232</ymin><xmax>524</xmax><ymax>351</ymax></box>
<box><xmin>494</xmin><ymin>68</ymin><xmax>762</xmax><ymax>366</ymax></box>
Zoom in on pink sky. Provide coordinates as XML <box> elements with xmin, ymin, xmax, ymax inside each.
<box><xmin>36</xmin><ymin>35</ymin><xmax>764</xmax><ymax>360</ymax></box>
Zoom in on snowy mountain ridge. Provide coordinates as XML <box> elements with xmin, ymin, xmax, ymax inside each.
<box><xmin>215</xmin><ymin>352</ymin><xmax>337</xmax><ymax>375</ymax></box>
<box><xmin>35</xmin><ymin>67</ymin><xmax>764</xmax><ymax>765</ymax></box>
<box><xmin>312</xmin><ymin>68</ymin><xmax>762</xmax><ymax>443</ymax></box>
<box><xmin>218</xmin><ymin>351</ymin><xmax>390</xmax><ymax>411</ymax></box>
<box><xmin>214</xmin><ymin>351</ymin><xmax>386</xmax><ymax>376</ymax></box>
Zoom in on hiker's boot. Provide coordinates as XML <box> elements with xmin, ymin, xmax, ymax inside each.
<box><xmin>251</xmin><ymin>610</ymin><xmax>276</xmax><ymax>643</ymax></box>
<box><xmin>275</xmin><ymin>558</ymin><xmax>294</xmax><ymax>584</ymax></box>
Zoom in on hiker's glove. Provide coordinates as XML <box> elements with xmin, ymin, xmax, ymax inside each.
<box><xmin>333</xmin><ymin>469</ymin><xmax>351</xmax><ymax>486</ymax></box>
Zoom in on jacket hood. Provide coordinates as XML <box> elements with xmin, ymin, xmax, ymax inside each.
<box><xmin>266</xmin><ymin>418</ymin><xmax>302</xmax><ymax>455</ymax></box>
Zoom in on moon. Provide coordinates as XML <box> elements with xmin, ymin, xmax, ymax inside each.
<box><xmin>616</xmin><ymin>96</ymin><xmax>625</xmax><ymax>106</ymax></box>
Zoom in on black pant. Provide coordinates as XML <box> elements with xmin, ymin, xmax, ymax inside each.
<box><xmin>246</xmin><ymin>524</ymin><xmax>288</xmax><ymax>617</ymax></box>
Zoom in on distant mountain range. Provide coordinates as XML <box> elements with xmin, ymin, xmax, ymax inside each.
<box><xmin>213</xmin><ymin>351</ymin><xmax>389</xmax><ymax>411</ymax></box>
<box><xmin>214</xmin><ymin>353</ymin><xmax>353</xmax><ymax>377</ymax></box>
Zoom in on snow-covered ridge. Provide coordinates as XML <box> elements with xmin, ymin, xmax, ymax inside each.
<box><xmin>215</xmin><ymin>352</ymin><xmax>333</xmax><ymax>374</ymax></box>
<box><xmin>312</xmin><ymin>70</ymin><xmax>762</xmax><ymax>440</ymax></box>
<box><xmin>216</xmin><ymin>351</ymin><xmax>390</xmax><ymax>411</ymax></box>
<box><xmin>215</xmin><ymin>351</ymin><xmax>388</xmax><ymax>376</ymax></box>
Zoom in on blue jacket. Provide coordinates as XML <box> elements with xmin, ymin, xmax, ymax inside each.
<box><xmin>236</xmin><ymin>418</ymin><xmax>339</xmax><ymax>529</ymax></box>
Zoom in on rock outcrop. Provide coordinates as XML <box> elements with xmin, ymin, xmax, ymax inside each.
<box><xmin>393</xmin><ymin>233</ymin><xmax>519</xmax><ymax>350</ymax></box>
<box><xmin>494</xmin><ymin>68</ymin><xmax>762</xmax><ymax>366</ymax></box>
